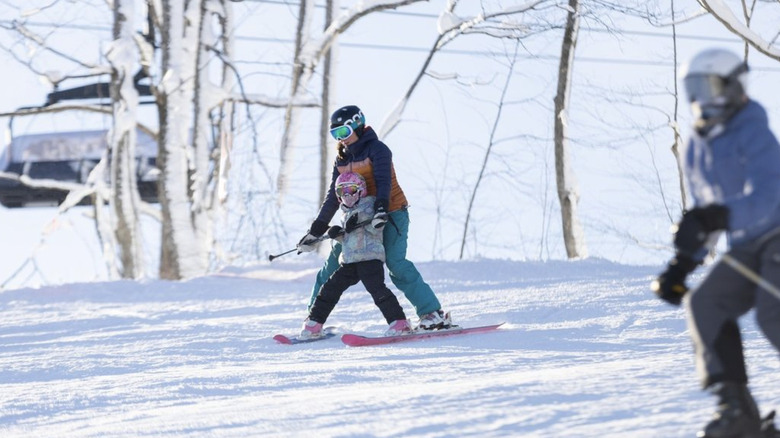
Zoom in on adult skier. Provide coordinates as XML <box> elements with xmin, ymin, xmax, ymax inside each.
<box><xmin>297</xmin><ymin>105</ymin><xmax>452</xmax><ymax>330</ymax></box>
<box><xmin>652</xmin><ymin>47</ymin><xmax>780</xmax><ymax>438</ymax></box>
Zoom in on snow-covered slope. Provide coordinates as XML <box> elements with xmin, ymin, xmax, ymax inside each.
<box><xmin>1</xmin><ymin>258</ymin><xmax>778</xmax><ymax>437</ymax></box>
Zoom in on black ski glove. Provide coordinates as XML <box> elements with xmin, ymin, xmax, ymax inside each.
<box><xmin>344</xmin><ymin>214</ymin><xmax>360</xmax><ymax>233</ymax></box>
<box><xmin>327</xmin><ymin>225</ymin><xmax>343</xmax><ymax>239</ymax></box>
<box><xmin>651</xmin><ymin>255</ymin><xmax>698</xmax><ymax>306</ymax></box>
<box><xmin>674</xmin><ymin>205</ymin><xmax>729</xmax><ymax>255</ymax></box>
<box><xmin>372</xmin><ymin>199</ymin><xmax>389</xmax><ymax>229</ymax></box>
<box><xmin>692</xmin><ymin>204</ymin><xmax>730</xmax><ymax>232</ymax></box>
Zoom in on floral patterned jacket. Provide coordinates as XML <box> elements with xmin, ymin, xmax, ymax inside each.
<box><xmin>337</xmin><ymin>195</ymin><xmax>385</xmax><ymax>264</ymax></box>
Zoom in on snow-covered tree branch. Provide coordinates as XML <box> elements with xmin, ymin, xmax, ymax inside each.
<box><xmin>699</xmin><ymin>0</ymin><xmax>780</xmax><ymax>61</ymax></box>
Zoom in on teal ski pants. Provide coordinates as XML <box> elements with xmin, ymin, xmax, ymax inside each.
<box><xmin>308</xmin><ymin>208</ymin><xmax>441</xmax><ymax>317</ymax></box>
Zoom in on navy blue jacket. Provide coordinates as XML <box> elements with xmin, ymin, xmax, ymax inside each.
<box><xmin>315</xmin><ymin>127</ymin><xmax>407</xmax><ymax>225</ymax></box>
<box><xmin>686</xmin><ymin>100</ymin><xmax>780</xmax><ymax>247</ymax></box>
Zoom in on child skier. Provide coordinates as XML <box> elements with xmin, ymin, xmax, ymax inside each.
<box><xmin>300</xmin><ymin>172</ymin><xmax>412</xmax><ymax>340</ymax></box>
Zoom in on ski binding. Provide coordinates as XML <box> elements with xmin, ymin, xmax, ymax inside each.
<box><xmin>273</xmin><ymin>326</ymin><xmax>337</xmax><ymax>345</ymax></box>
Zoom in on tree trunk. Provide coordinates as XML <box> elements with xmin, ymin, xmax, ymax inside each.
<box><xmin>319</xmin><ymin>0</ymin><xmax>338</xmax><ymax>205</ymax></box>
<box><xmin>158</xmin><ymin>0</ymin><xmax>206</xmax><ymax>279</ymax></box>
<box><xmin>108</xmin><ymin>0</ymin><xmax>144</xmax><ymax>279</ymax></box>
<box><xmin>670</xmin><ymin>0</ymin><xmax>687</xmax><ymax>212</ymax></box>
<box><xmin>553</xmin><ymin>0</ymin><xmax>587</xmax><ymax>259</ymax></box>
<box><xmin>192</xmin><ymin>0</ymin><xmax>218</xmax><ymax>259</ymax></box>
<box><xmin>214</xmin><ymin>0</ymin><xmax>237</xmax><ymax>212</ymax></box>
<box><xmin>277</xmin><ymin>0</ymin><xmax>426</xmax><ymax>199</ymax></box>
<box><xmin>277</xmin><ymin>0</ymin><xmax>312</xmax><ymax>200</ymax></box>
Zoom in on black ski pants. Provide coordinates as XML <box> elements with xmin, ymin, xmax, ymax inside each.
<box><xmin>687</xmin><ymin>233</ymin><xmax>780</xmax><ymax>388</ymax></box>
<box><xmin>309</xmin><ymin>259</ymin><xmax>407</xmax><ymax>325</ymax></box>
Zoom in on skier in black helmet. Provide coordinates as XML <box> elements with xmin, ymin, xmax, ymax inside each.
<box><xmin>297</xmin><ymin>104</ymin><xmax>452</xmax><ymax>331</ymax></box>
<box><xmin>652</xmin><ymin>47</ymin><xmax>780</xmax><ymax>438</ymax></box>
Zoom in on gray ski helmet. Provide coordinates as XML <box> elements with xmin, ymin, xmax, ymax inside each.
<box><xmin>330</xmin><ymin>105</ymin><xmax>366</xmax><ymax>133</ymax></box>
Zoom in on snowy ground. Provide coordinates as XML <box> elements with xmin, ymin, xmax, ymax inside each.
<box><xmin>1</xmin><ymin>257</ymin><xmax>778</xmax><ymax>437</ymax></box>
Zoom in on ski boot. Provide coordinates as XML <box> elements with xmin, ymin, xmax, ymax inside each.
<box><xmin>417</xmin><ymin>310</ymin><xmax>452</xmax><ymax>330</ymax></box>
<box><xmin>384</xmin><ymin>319</ymin><xmax>412</xmax><ymax>337</ymax></box>
<box><xmin>299</xmin><ymin>318</ymin><xmax>324</xmax><ymax>340</ymax></box>
<box><xmin>698</xmin><ymin>382</ymin><xmax>761</xmax><ymax>438</ymax></box>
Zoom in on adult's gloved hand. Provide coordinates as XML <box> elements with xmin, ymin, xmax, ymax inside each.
<box><xmin>651</xmin><ymin>255</ymin><xmax>698</xmax><ymax>306</ymax></box>
<box><xmin>297</xmin><ymin>220</ymin><xmax>328</xmax><ymax>253</ymax></box>
<box><xmin>372</xmin><ymin>199</ymin><xmax>389</xmax><ymax>229</ymax></box>
<box><xmin>674</xmin><ymin>205</ymin><xmax>729</xmax><ymax>255</ymax></box>
<box><xmin>692</xmin><ymin>204</ymin><xmax>730</xmax><ymax>232</ymax></box>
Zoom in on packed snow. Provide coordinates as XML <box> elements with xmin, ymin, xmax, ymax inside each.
<box><xmin>1</xmin><ymin>256</ymin><xmax>778</xmax><ymax>437</ymax></box>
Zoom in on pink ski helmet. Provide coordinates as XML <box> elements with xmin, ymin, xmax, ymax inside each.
<box><xmin>334</xmin><ymin>172</ymin><xmax>366</xmax><ymax>208</ymax></box>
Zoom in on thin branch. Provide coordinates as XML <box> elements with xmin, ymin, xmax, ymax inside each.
<box><xmin>10</xmin><ymin>20</ymin><xmax>106</xmax><ymax>70</ymax></box>
<box><xmin>459</xmin><ymin>41</ymin><xmax>519</xmax><ymax>260</ymax></box>
<box><xmin>0</xmin><ymin>105</ymin><xmax>157</xmax><ymax>139</ymax></box>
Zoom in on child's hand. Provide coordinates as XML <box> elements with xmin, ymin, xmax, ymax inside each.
<box><xmin>327</xmin><ymin>225</ymin><xmax>344</xmax><ymax>239</ymax></box>
<box><xmin>344</xmin><ymin>215</ymin><xmax>360</xmax><ymax>233</ymax></box>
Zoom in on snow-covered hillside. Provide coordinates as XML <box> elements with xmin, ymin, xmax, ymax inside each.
<box><xmin>1</xmin><ymin>258</ymin><xmax>778</xmax><ymax>437</ymax></box>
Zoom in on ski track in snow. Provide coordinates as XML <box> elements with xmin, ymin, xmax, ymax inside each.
<box><xmin>0</xmin><ymin>258</ymin><xmax>778</xmax><ymax>437</ymax></box>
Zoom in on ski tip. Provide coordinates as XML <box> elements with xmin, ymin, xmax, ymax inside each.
<box><xmin>340</xmin><ymin>334</ymin><xmax>367</xmax><ymax>347</ymax></box>
<box><xmin>341</xmin><ymin>334</ymin><xmax>358</xmax><ymax>342</ymax></box>
<box><xmin>273</xmin><ymin>334</ymin><xmax>293</xmax><ymax>345</ymax></box>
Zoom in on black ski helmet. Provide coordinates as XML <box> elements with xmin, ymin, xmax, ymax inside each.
<box><xmin>330</xmin><ymin>105</ymin><xmax>366</xmax><ymax>137</ymax></box>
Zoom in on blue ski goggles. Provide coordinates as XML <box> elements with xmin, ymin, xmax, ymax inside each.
<box><xmin>329</xmin><ymin>112</ymin><xmax>364</xmax><ymax>140</ymax></box>
<box><xmin>329</xmin><ymin>124</ymin><xmax>354</xmax><ymax>141</ymax></box>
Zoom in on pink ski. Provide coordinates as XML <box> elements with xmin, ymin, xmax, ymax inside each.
<box><xmin>341</xmin><ymin>323</ymin><xmax>504</xmax><ymax>347</ymax></box>
<box><xmin>273</xmin><ymin>327</ymin><xmax>337</xmax><ymax>345</ymax></box>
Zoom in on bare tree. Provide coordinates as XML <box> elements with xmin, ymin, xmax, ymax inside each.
<box><xmin>378</xmin><ymin>0</ymin><xmax>557</xmax><ymax>138</ymax></box>
<box><xmin>211</xmin><ymin>0</ymin><xmax>238</xmax><ymax>258</ymax></box>
<box><xmin>459</xmin><ymin>42</ymin><xmax>520</xmax><ymax>260</ymax></box>
<box><xmin>107</xmin><ymin>0</ymin><xmax>144</xmax><ymax>279</ymax></box>
<box><xmin>192</xmin><ymin>0</ymin><xmax>227</xmax><ymax>266</ymax></box>
<box><xmin>669</xmin><ymin>0</ymin><xmax>687</xmax><ymax>213</ymax></box>
<box><xmin>277</xmin><ymin>0</ymin><xmax>314</xmax><ymax>199</ymax></box>
<box><xmin>553</xmin><ymin>0</ymin><xmax>587</xmax><ymax>259</ymax></box>
<box><xmin>318</xmin><ymin>0</ymin><xmax>339</xmax><ymax>205</ymax></box>
<box><xmin>154</xmin><ymin>0</ymin><xmax>207</xmax><ymax>279</ymax></box>
<box><xmin>276</xmin><ymin>0</ymin><xmax>428</xmax><ymax>199</ymax></box>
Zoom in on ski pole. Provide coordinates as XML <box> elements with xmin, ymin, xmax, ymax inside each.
<box><xmin>268</xmin><ymin>218</ymin><xmax>375</xmax><ymax>262</ymax></box>
<box><xmin>721</xmin><ymin>253</ymin><xmax>780</xmax><ymax>301</ymax></box>
<box><xmin>268</xmin><ymin>235</ymin><xmax>328</xmax><ymax>262</ymax></box>
<box><xmin>267</xmin><ymin>247</ymin><xmax>299</xmax><ymax>262</ymax></box>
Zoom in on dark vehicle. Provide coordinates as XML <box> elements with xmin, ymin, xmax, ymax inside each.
<box><xmin>0</xmin><ymin>129</ymin><xmax>159</xmax><ymax>208</ymax></box>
